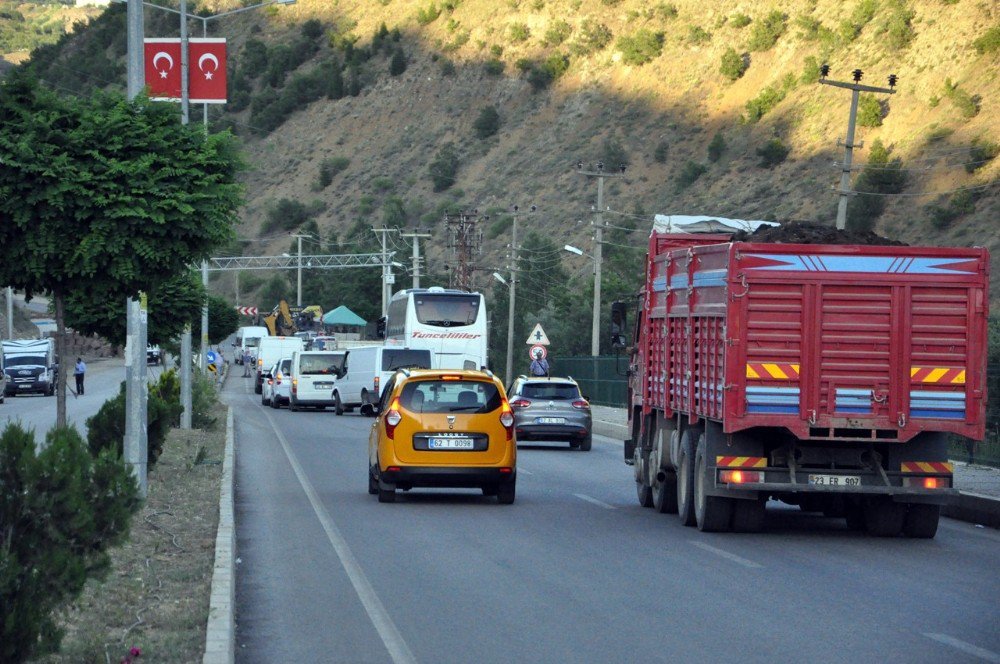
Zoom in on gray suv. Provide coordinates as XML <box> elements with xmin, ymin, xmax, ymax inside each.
<box><xmin>507</xmin><ymin>376</ymin><xmax>592</xmax><ymax>451</ymax></box>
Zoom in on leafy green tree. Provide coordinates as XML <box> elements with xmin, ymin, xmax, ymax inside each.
<box><xmin>748</xmin><ymin>10</ymin><xmax>787</xmax><ymax>51</ymax></box>
<box><xmin>0</xmin><ymin>73</ymin><xmax>243</xmax><ymax>426</ymax></box>
<box><xmin>474</xmin><ymin>106</ymin><xmax>501</xmax><ymax>139</ymax></box>
<box><xmin>720</xmin><ymin>47</ymin><xmax>748</xmax><ymax>81</ymax></box>
<box><xmin>0</xmin><ymin>422</ymin><xmax>140</xmax><ymax>663</ymax></box>
<box><xmin>617</xmin><ymin>29</ymin><xmax>665</xmax><ymax>65</ymax></box>
<box><xmin>847</xmin><ymin>139</ymin><xmax>907</xmax><ymax>231</ymax></box>
<box><xmin>389</xmin><ymin>46</ymin><xmax>407</xmax><ymax>76</ymax></box>
<box><xmin>208</xmin><ymin>294</ymin><xmax>240</xmax><ymax>344</ymax></box>
<box><xmin>857</xmin><ymin>93</ymin><xmax>883</xmax><ymax>127</ymax></box>
<box><xmin>428</xmin><ymin>143</ymin><xmax>460</xmax><ymax>191</ymax></box>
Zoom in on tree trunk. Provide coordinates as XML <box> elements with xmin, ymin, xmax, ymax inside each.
<box><xmin>54</xmin><ymin>290</ymin><xmax>67</xmax><ymax>429</ymax></box>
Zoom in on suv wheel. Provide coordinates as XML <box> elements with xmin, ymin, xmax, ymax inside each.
<box><xmin>579</xmin><ymin>433</ymin><xmax>592</xmax><ymax>451</ymax></box>
<box><xmin>497</xmin><ymin>479</ymin><xmax>516</xmax><ymax>504</ymax></box>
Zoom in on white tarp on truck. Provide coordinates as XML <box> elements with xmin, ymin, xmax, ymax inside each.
<box><xmin>652</xmin><ymin>214</ymin><xmax>779</xmax><ymax>234</ymax></box>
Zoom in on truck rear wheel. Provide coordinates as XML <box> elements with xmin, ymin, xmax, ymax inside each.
<box><xmin>676</xmin><ymin>429</ymin><xmax>698</xmax><ymax>527</ymax></box>
<box><xmin>903</xmin><ymin>504</ymin><xmax>940</xmax><ymax>539</ymax></box>
<box><xmin>864</xmin><ymin>498</ymin><xmax>905</xmax><ymax>537</ymax></box>
<box><xmin>653</xmin><ymin>469</ymin><xmax>678</xmax><ymax>514</ymax></box>
<box><xmin>694</xmin><ymin>434</ymin><xmax>732</xmax><ymax>532</ymax></box>
<box><xmin>634</xmin><ymin>447</ymin><xmax>654</xmax><ymax>508</ymax></box>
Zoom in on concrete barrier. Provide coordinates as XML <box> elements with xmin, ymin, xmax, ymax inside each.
<box><xmin>203</xmin><ymin>408</ymin><xmax>235</xmax><ymax>664</ymax></box>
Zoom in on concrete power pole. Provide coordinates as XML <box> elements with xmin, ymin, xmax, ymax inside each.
<box><xmin>124</xmin><ymin>0</ymin><xmax>148</xmax><ymax>496</ymax></box>
<box><xmin>293</xmin><ymin>233</ymin><xmax>306</xmax><ymax>307</ymax></box>
<box><xmin>575</xmin><ymin>162</ymin><xmax>626</xmax><ymax>356</ymax></box>
<box><xmin>400</xmin><ymin>232</ymin><xmax>431</xmax><ymax>288</ymax></box>
<box><xmin>503</xmin><ymin>205</ymin><xmax>533</xmax><ymax>385</ymax></box>
<box><xmin>5</xmin><ymin>287</ymin><xmax>12</xmax><ymax>339</ymax></box>
<box><xmin>818</xmin><ymin>66</ymin><xmax>897</xmax><ymax>230</ymax></box>
<box><xmin>372</xmin><ymin>227</ymin><xmax>395</xmax><ymax>316</ymax></box>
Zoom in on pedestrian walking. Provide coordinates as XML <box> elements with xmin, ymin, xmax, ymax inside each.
<box><xmin>74</xmin><ymin>357</ymin><xmax>86</xmax><ymax>395</ymax></box>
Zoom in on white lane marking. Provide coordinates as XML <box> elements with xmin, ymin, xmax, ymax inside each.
<box><xmin>924</xmin><ymin>633</ymin><xmax>1000</xmax><ymax>663</ymax></box>
<box><xmin>690</xmin><ymin>541</ymin><xmax>763</xmax><ymax>569</ymax></box>
<box><xmin>574</xmin><ymin>493</ymin><xmax>616</xmax><ymax>510</ymax></box>
<box><xmin>518</xmin><ymin>467</ymin><xmax>533</xmax><ymax>475</ymax></box>
<box><xmin>257</xmin><ymin>401</ymin><xmax>417</xmax><ymax>664</ymax></box>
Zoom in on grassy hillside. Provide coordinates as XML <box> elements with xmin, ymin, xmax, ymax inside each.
<box><xmin>0</xmin><ymin>0</ymin><xmax>103</xmax><ymax>70</ymax></box>
<box><xmin>11</xmin><ymin>0</ymin><xmax>1000</xmax><ymax>369</ymax></box>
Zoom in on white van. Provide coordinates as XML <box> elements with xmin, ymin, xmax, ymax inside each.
<box><xmin>235</xmin><ymin>326</ymin><xmax>269</xmax><ymax>365</ymax></box>
<box><xmin>332</xmin><ymin>346</ymin><xmax>432</xmax><ymax>415</ymax></box>
<box><xmin>288</xmin><ymin>350</ymin><xmax>346</xmax><ymax>411</ymax></box>
<box><xmin>254</xmin><ymin>336</ymin><xmax>304</xmax><ymax>394</ymax></box>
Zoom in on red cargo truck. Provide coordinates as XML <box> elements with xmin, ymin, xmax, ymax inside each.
<box><xmin>617</xmin><ymin>232</ymin><xmax>989</xmax><ymax>537</ymax></box>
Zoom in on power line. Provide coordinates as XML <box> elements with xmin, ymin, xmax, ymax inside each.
<box><xmin>842</xmin><ymin>181</ymin><xmax>998</xmax><ymax>198</ymax></box>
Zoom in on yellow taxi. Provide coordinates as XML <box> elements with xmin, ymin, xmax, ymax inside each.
<box><xmin>367</xmin><ymin>369</ymin><xmax>517</xmax><ymax>504</ymax></box>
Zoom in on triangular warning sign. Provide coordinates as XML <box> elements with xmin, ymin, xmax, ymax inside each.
<box><xmin>525</xmin><ymin>323</ymin><xmax>550</xmax><ymax>345</ymax></box>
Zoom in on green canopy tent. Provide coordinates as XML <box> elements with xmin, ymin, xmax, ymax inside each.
<box><xmin>321</xmin><ymin>305</ymin><xmax>368</xmax><ymax>334</ymax></box>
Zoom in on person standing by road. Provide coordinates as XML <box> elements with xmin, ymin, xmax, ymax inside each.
<box><xmin>243</xmin><ymin>349</ymin><xmax>252</xmax><ymax>377</ymax></box>
<box><xmin>529</xmin><ymin>349</ymin><xmax>550</xmax><ymax>377</ymax></box>
<box><xmin>74</xmin><ymin>357</ymin><xmax>86</xmax><ymax>395</ymax></box>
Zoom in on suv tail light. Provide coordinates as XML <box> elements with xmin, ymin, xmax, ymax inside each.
<box><xmin>500</xmin><ymin>399</ymin><xmax>514</xmax><ymax>441</ymax></box>
<box><xmin>572</xmin><ymin>399</ymin><xmax>590</xmax><ymax>410</ymax></box>
<box><xmin>510</xmin><ymin>398</ymin><xmax>531</xmax><ymax>408</ymax></box>
<box><xmin>385</xmin><ymin>397</ymin><xmax>402</xmax><ymax>439</ymax></box>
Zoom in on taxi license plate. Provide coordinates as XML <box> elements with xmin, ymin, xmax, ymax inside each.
<box><xmin>808</xmin><ymin>474</ymin><xmax>861</xmax><ymax>487</ymax></box>
<box><xmin>537</xmin><ymin>417</ymin><xmax>565</xmax><ymax>424</ymax></box>
<box><xmin>429</xmin><ymin>437</ymin><xmax>474</xmax><ymax>450</ymax></box>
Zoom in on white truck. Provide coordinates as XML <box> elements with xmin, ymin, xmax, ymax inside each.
<box><xmin>2</xmin><ymin>338</ymin><xmax>57</xmax><ymax>397</ymax></box>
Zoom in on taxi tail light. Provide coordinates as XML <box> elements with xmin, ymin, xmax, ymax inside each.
<box><xmin>385</xmin><ymin>397</ymin><xmax>402</xmax><ymax>439</ymax></box>
<box><xmin>572</xmin><ymin>399</ymin><xmax>590</xmax><ymax>410</ymax></box>
<box><xmin>500</xmin><ymin>399</ymin><xmax>514</xmax><ymax>440</ymax></box>
<box><xmin>720</xmin><ymin>470</ymin><xmax>761</xmax><ymax>484</ymax></box>
<box><xmin>510</xmin><ymin>398</ymin><xmax>531</xmax><ymax>408</ymax></box>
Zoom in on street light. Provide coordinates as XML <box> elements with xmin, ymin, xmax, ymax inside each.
<box><xmin>492</xmin><ymin>272</ymin><xmax>507</xmax><ymax>286</ymax></box>
<box><xmin>563</xmin><ymin>244</ymin><xmax>586</xmax><ymax>256</ymax></box>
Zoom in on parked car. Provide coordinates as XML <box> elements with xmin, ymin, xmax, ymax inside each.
<box><xmin>311</xmin><ymin>336</ymin><xmax>338</xmax><ymax>351</ymax></box>
<box><xmin>147</xmin><ymin>344</ymin><xmax>163</xmax><ymax>365</ymax></box>
<box><xmin>506</xmin><ymin>376</ymin><xmax>592</xmax><ymax>451</ymax></box>
<box><xmin>264</xmin><ymin>357</ymin><xmax>294</xmax><ymax>408</ymax></box>
<box><xmin>367</xmin><ymin>368</ymin><xmax>516</xmax><ymax>503</ymax></box>
<box><xmin>260</xmin><ymin>363</ymin><xmax>277</xmax><ymax>407</ymax></box>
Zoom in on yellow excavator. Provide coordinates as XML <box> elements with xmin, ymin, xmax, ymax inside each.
<box><xmin>263</xmin><ymin>299</ymin><xmax>296</xmax><ymax>336</ymax></box>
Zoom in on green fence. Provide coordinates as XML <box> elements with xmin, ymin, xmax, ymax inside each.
<box><xmin>554</xmin><ymin>355</ymin><xmax>629</xmax><ymax>407</ymax></box>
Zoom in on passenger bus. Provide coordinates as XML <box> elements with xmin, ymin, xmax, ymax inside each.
<box><xmin>385</xmin><ymin>287</ymin><xmax>487</xmax><ymax>370</ymax></box>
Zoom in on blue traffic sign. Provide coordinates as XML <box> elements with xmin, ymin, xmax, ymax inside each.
<box><xmin>206</xmin><ymin>350</ymin><xmax>218</xmax><ymax>365</ymax></box>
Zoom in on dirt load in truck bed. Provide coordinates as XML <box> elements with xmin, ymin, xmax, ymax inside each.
<box><xmin>732</xmin><ymin>221</ymin><xmax>907</xmax><ymax>246</ymax></box>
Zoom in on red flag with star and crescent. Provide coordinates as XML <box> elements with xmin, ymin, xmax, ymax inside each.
<box><xmin>189</xmin><ymin>38</ymin><xmax>227</xmax><ymax>103</ymax></box>
<box><xmin>143</xmin><ymin>38</ymin><xmax>227</xmax><ymax>103</ymax></box>
<box><xmin>144</xmin><ymin>38</ymin><xmax>181</xmax><ymax>101</ymax></box>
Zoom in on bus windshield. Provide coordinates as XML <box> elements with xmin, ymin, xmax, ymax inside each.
<box><xmin>414</xmin><ymin>294</ymin><xmax>480</xmax><ymax>327</ymax></box>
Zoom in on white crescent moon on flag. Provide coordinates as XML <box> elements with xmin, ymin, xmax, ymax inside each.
<box><xmin>198</xmin><ymin>52</ymin><xmax>219</xmax><ymax>72</ymax></box>
<box><xmin>152</xmin><ymin>51</ymin><xmax>174</xmax><ymax>71</ymax></box>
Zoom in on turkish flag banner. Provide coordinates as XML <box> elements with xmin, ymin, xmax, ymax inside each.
<box><xmin>189</xmin><ymin>38</ymin><xmax>227</xmax><ymax>103</ymax></box>
<box><xmin>144</xmin><ymin>38</ymin><xmax>181</xmax><ymax>101</ymax></box>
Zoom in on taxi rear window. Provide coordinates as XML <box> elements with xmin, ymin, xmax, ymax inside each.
<box><xmin>399</xmin><ymin>380</ymin><xmax>501</xmax><ymax>414</ymax></box>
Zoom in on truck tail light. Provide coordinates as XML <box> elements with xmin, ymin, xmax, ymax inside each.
<box><xmin>720</xmin><ymin>470</ymin><xmax>761</xmax><ymax>484</ymax></box>
<box><xmin>510</xmin><ymin>398</ymin><xmax>531</xmax><ymax>408</ymax></box>
<box><xmin>903</xmin><ymin>476</ymin><xmax>950</xmax><ymax>489</ymax></box>
<box><xmin>572</xmin><ymin>399</ymin><xmax>590</xmax><ymax>410</ymax></box>
<box><xmin>500</xmin><ymin>399</ymin><xmax>514</xmax><ymax>440</ymax></box>
<box><xmin>385</xmin><ymin>397</ymin><xmax>402</xmax><ymax>439</ymax></box>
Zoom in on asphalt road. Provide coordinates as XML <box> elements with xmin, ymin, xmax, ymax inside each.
<box><xmin>0</xmin><ymin>356</ymin><xmax>146</xmax><ymax>442</ymax></box>
<box><xmin>229</xmin><ymin>374</ymin><xmax>1000</xmax><ymax>664</ymax></box>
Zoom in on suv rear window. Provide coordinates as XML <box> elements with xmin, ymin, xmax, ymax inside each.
<box><xmin>399</xmin><ymin>380</ymin><xmax>501</xmax><ymax>414</ymax></box>
<box><xmin>299</xmin><ymin>353</ymin><xmax>344</xmax><ymax>375</ymax></box>
<box><xmin>520</xmin><ymin>383</ymin><xmax>580</xmax><ymax>400</ymax></box>
<box><xmin>382</xmin><ymin>349</ymin><xmax>432</xmax><ymax>372</ymax></box>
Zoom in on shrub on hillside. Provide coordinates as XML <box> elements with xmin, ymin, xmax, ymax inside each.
<box><xmin>744</xmin><ymin>85</ymin><xmax>786</xmax><ymax>122</ymax></box>
<box><xmin>617</xmin><ymin>29</ymin><xmax>665</xmax><ymax>65</ymax></box>
<box><xmin>943</xmin><ymin>78</ymin><xmax>980</xmax><ymax>118</ymax></box>
<box><xmin>748</xmin><ymin>10</ymin><xmax>787</xmax><ymax>51</ymax></box>
<box><xmin>653</xmin><ymin>3</ymin><xmax>678</xmax><ymax>20</ymax></box>
<box><xmin>262</xmin><ymin>198</ymin><xmax>317</xmax><ymax>234</ymax></box>
<box><xmin>474</xmin><ymin>106</ymin><xmax>501</xmax><ymax>139</ymax></box>
<box><xmin>301</xmin><ymin>18</ymin><xmax>324</xmax><ymax>40</ymax></box>
<box><xmin>720</xmin><ymin>47</ymin><xmax>748</xmax><ymax>81</ymax></box>
<box><xmin>687</xmin><ymin>26</ymin><xmax>711</xmax><ymax>45</ymax></box>
<box><xmin>389</xmin><ymin>46</ymin><xmax>407</xmax><ymax>75</ymax></box>
<box><xmin>676</xmin><ymin>161</ymin><xmax>707</xmax><ymax>191</ymax></box>
<box><xmin>484</xmin><ymin>58</ymin><xmax>505</xmax><ymax>75</ymax></box>
<box><xmin>603</xmin><ymin>138</ymin><xmax>630</xmax><ymax>170</ymax></box>
<box><xmin>878</xmin><ymin>0</ymin><xmax>916</xmax><ymax>50</ymax></box>
<box><xmin>571</xmin><ymin>19</ymin><xmax>613</xmax><ymax>55</ymax></box>
<box><xmin>972</xmin><ymin>24</ymin><xmax>1000</xmax><ymax>55</ymax></box>
<box><xmin>527</xmin><ymin>52</ymin><xmax>570</xmax><ymax>90</ymax></box>
<box><xmin>317</xmin><ymin>157</ymin><xmax>350</xmax><ymax>189</ymax></box>
<box><xmin>730</xmin><ymin>13</ymin><xmax>751</xmax><ymax>29</ymax></box>
<box><xmin>544</xmin><ymin>20</ymin><xmax>572</xmax><ymax>46</ymax></box>
<box><xmin>857</xmin><ymin>93</ymin><xmax>883</xmax><ymax>127</ymax></box>
<box><xmin>654</xmin><ymin>140</ymin><xmax>669</xmax><ymax>163</ymax></box>
<box><xmin>926</xmin><ymin>190</ymin><xmax>977</xmax><ymax>229</ymax></box>
<box><xmin>0</xmin><ymin>423</ymin><xmax>140</xmax><ymax>663</ymax></box>
<box><xmin>800</xmin><ymin>55</ymin><xmax>821</xmax><ymax>83</ymax></box>
<box><xmin>707</xmin><ymin>133</ymin><xmax>726</xmax><ymax>162</ymax></box>
<box><xmin>241</xmin><ymin>38</ymin><xmax>268</xmax><ymax>79</ymax></box>
<box><xmin>429</xmin><ymin>143</ymin><xmax>460</xmax><ymax>191</ymax></box>
<box><xmin>839</xmin><ymin>0</ymin><xmax>878</xmax><ymax>44</ymax></box>
<box><xmin>416</xmin><ymin>3</ymin><xmax>441</xmax><ymax>25</ymax></box>
<box><xmin>967</xmin><ymin>140</ymin><xmax>999</xmax><ymax>173</ymax></box>
<box><xmin>756</xmin><ymin>138</ymin><xmax>790</xmax><ymax>168</ymax></box>
<box><xmin>847</xmin><ymin>139</ymin><xmax>907</xmax><ymax>231</ymax></box>
<box><xmin>509</xmin><ymin>22</ymin><xmax>530</xmax><ymax>43</ymax></box>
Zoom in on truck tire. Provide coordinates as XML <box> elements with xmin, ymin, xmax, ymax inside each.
<box><xmin>903</xmin><ymin>504</ymin><xmax>940</xmax><ymax>539</ymax></box>
<box><xmin>694</xmin><ymin>434</ymin><xmax>732</xmax><ymax>532</ymax></box>
<box><xmin>634</xmin><ymin>447</ymin><xmax>654</xmax><ymax>507</ymax></box>
<box><xmin>653</xmin><ymin>469</ymin><xmax>678</xmax><ymax>514</ymax></box>
<box><xmin>676</xmin><ymin>429</ymin><xmax>698</xmax><ymax>527</ymax></box>
<box><xmin>334</xmin><ymin>392</ymin><xmax>344</xmax><ymax>416</ymax></box>
<box><xmin>864</xmin><ymin>498</ymin><xmax>905</xmax><ymax>537</ymax></box>
<box><xmin>731</xmin><ymin>498</ymin><xmax>766</xmax><ymax>533</ymax></box>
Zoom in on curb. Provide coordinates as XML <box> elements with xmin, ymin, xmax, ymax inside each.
<box><xmin>591</xmin><ymin>412</ymin><xmax>999</xmax><ymax>529</ymax></box>
<box><xmin>203</xmin><ymin>408</ymin><xmax>235</xmax><ymax>664</ymax></box>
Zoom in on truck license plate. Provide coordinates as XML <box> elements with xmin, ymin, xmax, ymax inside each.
<box><xmin>429</xmin><ymin>437</ymin><xmax>474</xmax><ymax>450</ymax></box>
<box><xmin>808</xmin><ymin>474</ymin><xmax>861</xmax><ymax>487</ymax></box>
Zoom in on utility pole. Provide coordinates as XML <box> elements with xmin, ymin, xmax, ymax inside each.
<box><xmin>292</xmin><ymin>233</ymin><xmax>307</xmax><ymax>306</ymax></box>
<box><xmin>504</xmin><ymin>205</ymin><xmax>534</xmax><ymax>385</ymax></box>
<box><xmin>372</xmin><ymin>227</ymin><xmax>395</xmax><ymax>316</ymax></box>
<box><xmin>575</xmin><ymin>161</ymin><xmax>626</xmax><ymax>356</ymax></box>
<box><xmin>5</xmin><ymin>287</ymin><xmax>12</xmax><ymax>339</ymax></box>
<box><xmin>445</xmin><ymin>210</ymin><xmax>484</xmax><ymax>291</ymax></box>
<box><xmin>124</xmin><ymin>0</ymin><xmax>148</xmax><ymax>496</ymax></box>
<box><xmin>818</xmin><ymin>65</ymin><xmax>897</xmax><ymax>230</ymax></box>
<box><xmin>400</xmin><ymin>232</ymin><xmax>432</xmax><ymax>288</ymax></box>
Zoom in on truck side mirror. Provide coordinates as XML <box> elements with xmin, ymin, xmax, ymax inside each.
<box><xmin>610</xmin><ymin>301</ymin><xmax>627</xmax><ymax>349</ymax></box>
